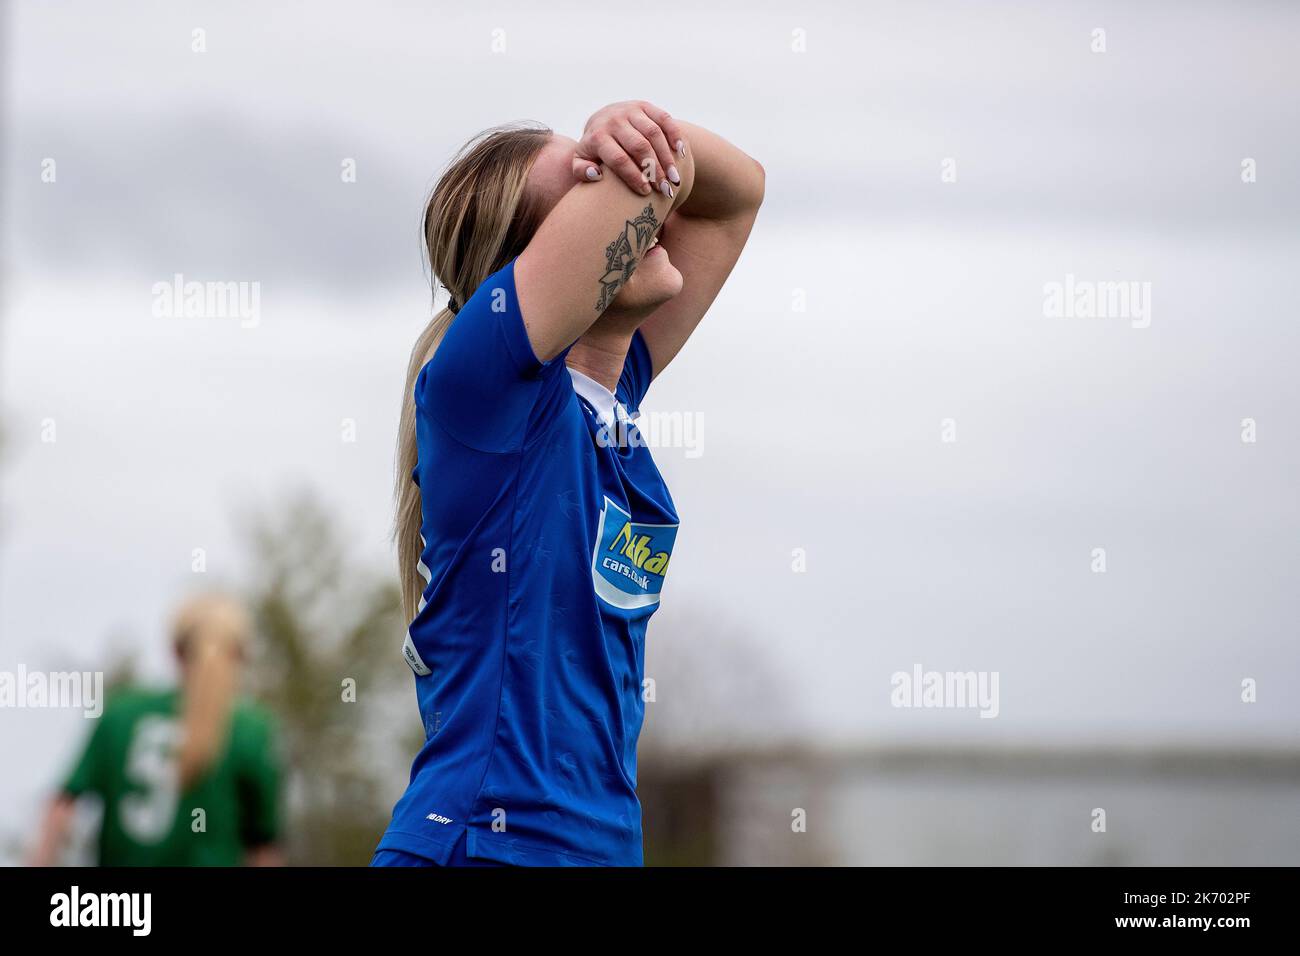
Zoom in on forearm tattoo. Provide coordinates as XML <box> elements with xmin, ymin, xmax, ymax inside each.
<box><xmin>596</xmin><ymin>204</ymin><xmax>660</xmax><ymax>313</ymax></box>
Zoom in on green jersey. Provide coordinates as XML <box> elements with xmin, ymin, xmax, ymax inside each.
<box><xmin>63</xmin><ymin>686</ymin><xmax>281</xmax><ymax>866</ymax></box>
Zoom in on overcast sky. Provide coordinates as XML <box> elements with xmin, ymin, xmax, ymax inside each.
<box><xmin>3</xmin><ymin>1</ymin><xmax>1298</xmax><ymax>829</ymax></box>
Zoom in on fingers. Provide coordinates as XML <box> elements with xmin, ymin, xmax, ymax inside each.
<box><xmin>612</xmin><ymin>123</ymin><xmax>674</xmax><ymax>198</ymax></box>
<box><xmin>639</xmin><ymin>102</ymin><xmax>686</xmax><ymax>163</ymax></box>
<box><xmin>628</xmin><ymin>110</ymin><xmax>679</xmax><ymax>194</ymax></box>
<box><xmin>571</xmin><ymin>154</ymin><xmax>602</xmax><ymax>183</ymax></box>
<box><xmin>612</xmin><ymin>123</ymin><xmax>660</xmax><ymax>195</ymax></box>
<box><xmin>576</xmin><ymin>102</ymin><xmax>686</xmax><ymax>197</ymax></box>
<box><xmin>592</xmin><ymin>132</ymin><xmax>652</xmax><ymax>195</ymax></box>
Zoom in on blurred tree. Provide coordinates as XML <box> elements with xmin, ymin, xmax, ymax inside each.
<box><xmin>237</xmin><ymin>491</ymin><xmax>420</xmax><ymax>865</ymax></box>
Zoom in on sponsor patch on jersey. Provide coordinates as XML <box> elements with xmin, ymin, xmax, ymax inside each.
<box><xmin>590</xmin><ymin>496</ymin><xmax>678</xmax><ymax>609</ymax></box>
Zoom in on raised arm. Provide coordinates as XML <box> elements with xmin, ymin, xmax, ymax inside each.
<box><xmin>635</xmin><ymin>120</ymin><xmax>765</xmax><ymax>378</ymax></box>
<box><xmin>514</xmin><ymin>106</ymin><xmax>696</xmax><ymax>362</ymax></box>
<box><xmin>174</xmin><ymin>597</ymin><xmax>247</xmax><ymax>791</ymax></box>
<box><xmin>27</xmin><ymin>795</ymin><xmax>77</xmax><ymax>866</ymax></box>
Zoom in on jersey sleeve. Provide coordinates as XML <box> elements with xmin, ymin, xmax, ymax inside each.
<box><xmin>616</xmin><ymin>329</ymin><xmax>655</xmax><ymax>415</ymax></box>
<box><xmin>236</xmin><ymin>711</ymin><xmax>282</xmax><ymax>849</ymax></box>
<box><xmin>416</xmin><ymin>257</ymin><xmax>567</xmax><ymax>453</ymax></box>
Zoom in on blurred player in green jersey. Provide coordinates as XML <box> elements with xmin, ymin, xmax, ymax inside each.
<box><xmin>28</xmin><ymin>594</ymin><xmax>283</xmax><ymax>866</ymax></box>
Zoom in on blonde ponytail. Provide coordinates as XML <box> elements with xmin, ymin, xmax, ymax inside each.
<box><xmin>395</xmin><ymin>123</ymin><xmax>551</xmax><ymax>622</ymax></box>
<box><xmin>394</xmin><ymin>307</ymin><xmax>455</xmax><ymax>621</ymax></box>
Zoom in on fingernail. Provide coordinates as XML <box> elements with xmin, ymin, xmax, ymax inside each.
<box><xmin>676</xmin><ymin>139</ymin><xmax>685</xmax><ymax>157</ymax></box>
<box><xmin>659</xmin><ymin>180</ymin><xmax>673</xmax><ymax>198</ymax></box>
<box><xmin>585</xmin><ymin>166</ymin><xmax>600</xmax><ymax>181</ymax></box>
<box><xmin>667</xmin><ymin>165</ymin><xmax>680</xmax><ymax>185</ymax></box>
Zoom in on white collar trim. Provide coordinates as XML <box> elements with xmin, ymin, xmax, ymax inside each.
<box><xmin>567</xmin><ymin>366</ymin><xmax>627</xmax><ymax>430</ymax></box>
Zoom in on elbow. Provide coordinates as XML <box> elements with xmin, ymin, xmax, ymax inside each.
<box><xmin>745</xmin><ymin>157</ymin><xmax>766</xmax><ymax>210</ymax></box>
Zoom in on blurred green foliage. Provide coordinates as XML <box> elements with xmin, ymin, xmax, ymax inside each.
<box><xmin>237</xmin><ymin>491</ymin><xmax>420</xmax><ymax>865</ymax></box>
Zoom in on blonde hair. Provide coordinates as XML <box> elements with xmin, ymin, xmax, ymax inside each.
<box><xmin>396</xmin><ymin>123</ymin><xmax>551</xmax><ymax>622</ymax></box>
<box><xmin>170</xmin><ymin>592</ymin><xmax>250</xmax><ymax>659</ymax></box>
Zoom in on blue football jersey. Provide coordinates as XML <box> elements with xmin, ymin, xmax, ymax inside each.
<box><xmin>377</xmin><ymin>257</ymin><xmax>679</xmax><ymax>866</ymax></box>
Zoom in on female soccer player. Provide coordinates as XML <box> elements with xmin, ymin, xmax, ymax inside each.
<box><xmin>374</xmin><ymin>101</ymin><xmax>764</xmax><ymax>866</ymax></box>
<box><xmin>29</xmin><ymin>595</ymin><xmax>282</xmax><ymax>867</ymax></box>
